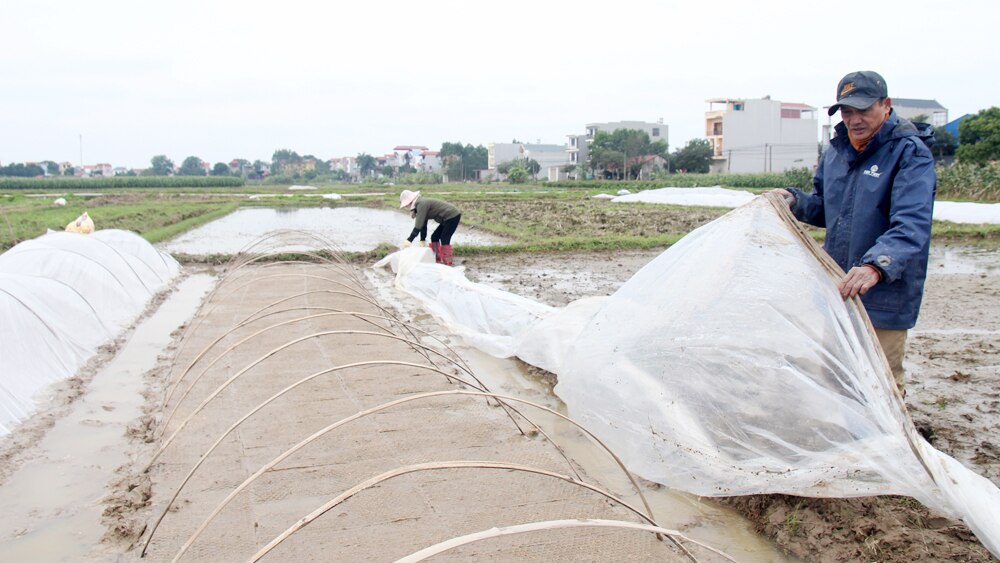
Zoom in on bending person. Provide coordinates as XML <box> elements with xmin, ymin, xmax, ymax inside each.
<box><xmin>399</xmin><ymin>190</ymin><xmax>462</xmax><ymax>266</ymax></box>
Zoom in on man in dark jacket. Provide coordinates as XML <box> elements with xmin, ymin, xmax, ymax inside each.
<box><xmin>776</xmin><ymin>70</ymin><xmax>936</xmax><ymax>392</ymax></box>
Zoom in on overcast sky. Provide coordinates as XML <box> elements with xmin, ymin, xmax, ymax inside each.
<box><xmin>2</xmin><ymin>0</ymin><xmax>997</xmax><ymax>169</ymax></box>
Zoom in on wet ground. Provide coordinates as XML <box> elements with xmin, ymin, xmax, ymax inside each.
<box><xmin>0</xmin><ymin>275</ymin><xmax>213</xmax><ymax>561</ymax></box>
<box><xmin>1</xmin><ymin>203</ymin><xmax>998</xmax><ymax>561</ymax></box>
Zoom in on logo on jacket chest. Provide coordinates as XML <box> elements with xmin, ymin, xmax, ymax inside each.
<box><xmin>863</xmin><ymin>164</ymin><xmax>881</xmax><ymax>178</ymax></box>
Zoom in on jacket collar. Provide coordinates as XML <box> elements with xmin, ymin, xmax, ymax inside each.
<box><xmin>831</xmin><ymin>109</ymin><xmax>902</xmax><ymax>162</ymax></box>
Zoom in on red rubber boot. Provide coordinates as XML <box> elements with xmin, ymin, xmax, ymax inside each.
<box><xmin>429</xmin><ymin>241</ymin><xmax>442</xmax><ymax>263</ymax></box>
<box><xmin>440</xmin><ymin>244</ymin><xmax>454</xmax><ymax>266</ymax></box>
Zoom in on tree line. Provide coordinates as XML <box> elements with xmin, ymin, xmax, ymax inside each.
<box><xmin>5</xmin><ymin>107</ymin><xmax>996</xmax><ymax>181</ymax></box>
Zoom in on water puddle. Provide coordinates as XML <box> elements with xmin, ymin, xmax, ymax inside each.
<box><xmin>928</xmin><ymin>246</ymin><xmax>1000</xmax><ymax>274</ymax></box>
<box><xmin>0</xmin><ymin>274</ymin><xmax>214</xmax><ymax>561</ymax></box>
<box><xmin>159</xmin><ymin>207</ymin><xmax>508</xmax><ymax>255</ymax></box>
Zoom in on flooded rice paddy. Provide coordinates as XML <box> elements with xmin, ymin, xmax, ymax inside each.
<box><xmin>160</xmin><ymin>207</ymin><xmax>509</xmax><ymax>255</ymax></box>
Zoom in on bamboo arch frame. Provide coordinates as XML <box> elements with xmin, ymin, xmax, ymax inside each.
<box><xmin>246</xmin><ymin>462</ymin><xmax>704</xmax><ymax>563</ymax></box>
<box><xmin>152</xmin><ymin>335</ymin><xmax>495</xmax><ymax>465</ymax></box>
<box><xmin>155</xmin><ymin>391</ymin><xmax>657</xmax><ymax>560</ymax></box>
<box><xmin>394</xmin><ymin>518</ymin><xmax>736</xmax><ymax>563</ymax></box>
<box><xmin>158</xmin><ymin>312</ymin><xmax>488</xmax><ymax>429</ymax></box>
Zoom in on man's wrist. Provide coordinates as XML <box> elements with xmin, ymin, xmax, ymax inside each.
<box><xmin>863</xmin><ymin>263</ymin><xmax>883</xmax><ymax>282</ymax></box>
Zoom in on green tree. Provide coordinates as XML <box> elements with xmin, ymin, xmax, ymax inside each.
<box><xmin>150</xmin><ymin>155</ymin><xmax>174</xmax><ymax>176</ymax></box>
<box><xmin>252</xmin><ymin>159</ymin><xmax>268</xmax><ymax>179</ymax></box>
<box><xmin>671</xmin><ymin>139</ymin><xmax>713</xmax><ymax>173</ymax></box>
<box><xmin>932</xmin><ymin>126</ymin><xmax>957</xmax><ymax>159</ymax></box>
<box><xmin>230</xmin><ymin>158</ymin><xmax>250</xmax><ymax>177</ymax></box>
<box><xmin>0</xmin><ymin>163</ymin><xmax>44</xmax><ymax>177</ymax></box>
<box><xmin>956</xmin><ymin>107</ymin><xmax>1000</xmax><ymax>165</ymax></box>
<box><xmin>506</xmin><ymin>162</ymin><xmax>529</xmax><ymax>184</ymax></box>
<box><xmin>63</xmin><ymin>166</ymin><xmax>75</xmax><ymax>176</ymax></box>
<box><xmin>178</xmin><ymin>156</ymin><xmax>206</xmax><ymax>176</ymax></box>
<box><xmin>45</xmin><ymin>161</ymin><xmax>59</xmax><ymax>175</ymax></box>
<box><xmin>211</xmin><ymin>162</ymin><xmax>230</xmax><ymax>176</ymax></box>
<box><xmin>271</xmin><ymin>149</ymin><xmax>302</xmax><ymax>174</ymax></box>
<box><xmin>526</xmin><ymin>158</ymin><xmax>541</xmax><ymax>179</ymax></box>
<box><xmin>440</xmin><ymin>142</ymin><xmax>488</xmax><ymax>181</ymax></box>
<box><xmin>356</xmin><ymin>153</ymin><xmax>377</xmax><ymax>178</ymax></box>
<box><xmin>588</xmin><ymin>129</ymin><xmax>667</xmax><ymax>180</ymax></box>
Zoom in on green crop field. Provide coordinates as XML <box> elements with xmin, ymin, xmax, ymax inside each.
<box><xmin>2</xmin><ymin>178</ymin><xmax>998</xmax><ymax>257</ymax></box>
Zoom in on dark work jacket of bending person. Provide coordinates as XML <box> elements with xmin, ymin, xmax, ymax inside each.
<box><xmin>407</xmin><ymin>198</ymin><xmax>460</xmax><ymax>242</ymax></box>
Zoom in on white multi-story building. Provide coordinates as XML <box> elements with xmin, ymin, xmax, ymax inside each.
<box><xmin>705</xmin><ymin>97</ymin><xmax>818</xmax><ymax>173</ymax></box>
<box><xmin>568</xmin><ymin>120</ymin><xmax>669</xmax><ymax>171</ymax></box>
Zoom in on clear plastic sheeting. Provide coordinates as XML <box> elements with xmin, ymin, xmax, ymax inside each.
<box><xmin>376</xmin><ymin>195</ymin><xmax>1000</xmax><ymax>557</ymax></box>
<box><xmin>0</xmin><ymin>230</ymin><xmax>180</xmax><ymax>436</ymax></box>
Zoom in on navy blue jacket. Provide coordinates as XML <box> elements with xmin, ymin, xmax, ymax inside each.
<box><xmin>788</xmin><ymin>110</ymin><xmax>936</xmax><ymax>329</ymax></box>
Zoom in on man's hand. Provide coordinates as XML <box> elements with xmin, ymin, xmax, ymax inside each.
<box><xmin>401</xmin><ymin>240</ymin><xmax>411</xmax><ymax>249</ymax></box>
<box><xmin>838</xmin><ymin>265</ymin><xmax>881</xmax><ymax>299</ymax></box>
<box><xmin>770</xmin><ymin>188</ymin><xmax>795</xmax><ymax>208</ymax></box>
<box><xmin>418</xmin><ymin>240</ymin><xmax>428</xmax><ymax>247</ymax></box>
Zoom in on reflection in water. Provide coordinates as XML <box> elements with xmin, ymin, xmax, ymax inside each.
<box><xmin>160</xmin><ymin>207</ymin><xmax>508</xmax><ymax>255</ymax></box>
<box><xmin>929</xmin><ymin>245</ymin><xmax>1000</xmax><ymax>274</ymax></box>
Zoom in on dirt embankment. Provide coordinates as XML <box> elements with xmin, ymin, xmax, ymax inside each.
<box><xmin>462</xmin><ymin>245</ymin><xmax>1000</xmax><ymax>562</ymax></box>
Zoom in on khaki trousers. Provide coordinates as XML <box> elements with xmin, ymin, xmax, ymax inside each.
<box><xmin>874</xmin><ymin>328</ymin><xmax>908</xmax><ymax>393</ymax></box>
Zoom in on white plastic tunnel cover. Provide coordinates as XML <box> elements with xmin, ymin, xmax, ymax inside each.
<box><xmin>378</xmin><ymin>194</ymin><xmax>1000</xmax><ymax>557</ymax></box>
<box><xmin>0</xmin><ymin>230</ymin><xmax>180</xmax><ymax>436</ymax></box>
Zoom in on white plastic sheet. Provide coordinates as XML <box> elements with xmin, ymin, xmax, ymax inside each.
<box><xmin>377</xmin><ymin>195</ymin><xmax>1000</xmax><ymax>557</ymax></box>
<box><xmin>0</xmin><ymin>229</ymin><xmax>180</xmax><ymax>436</ymax></box>
<box><xmin>616</xmin><ymin>185</ymin><xmax>1000</xmax><ymax>224</ymax></box>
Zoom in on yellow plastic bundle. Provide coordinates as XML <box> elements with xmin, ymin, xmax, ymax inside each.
<box><xmin>65</xmin><ymin>212</ymin><xmax>95</xmax><ymax>234</ymax></box>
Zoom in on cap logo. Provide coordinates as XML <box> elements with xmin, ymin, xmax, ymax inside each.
<box><xmin>840</xmin><ymin>82</ymin><xmax>856</xmax><ymax>98</ymax></box>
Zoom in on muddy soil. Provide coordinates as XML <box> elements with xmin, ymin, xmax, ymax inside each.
<box><xmin>461</xmin><ymin>244</ymin><xmax>1000</xmax><ymax>562</ymax></box>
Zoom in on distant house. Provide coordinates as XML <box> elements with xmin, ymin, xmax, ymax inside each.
<box><xmin>705</xmin><ymin>97</ymin><xmax>818</xmax><ymax>173</ymax></box>
<box><xmin>83</xmin><ymin>163</ymin><xmax>113</xmax><ymax>177</ymax></box>
<box><xmin>393</xmin><ymin>145</ymin><xmax>429</xmax><ymax>171</ymax></box>
<box><xmin>892</xmin><ymin>98</ymin><xmax>948</xmax><ymax>127</ymax></box>
<box><xmin>376</xmin><ymin>154</ymin><xmax>398</xmax><ymax>170</ymax></box>
<box><xmin>418</xmin><ymin>151</ymin><xmax>442</xmax><ymax>172</ymax></box>
<box><xmin>567</xmin><ymin>120</ymin><xmax>669</xmax><ymax>172</ymax></box>
<box><xmin>228</xmin><ymin>159</ymin><xmax>245</xmax><ymax>175</ymax></box>
<box><xmin>487</xmin><ymin>142</ymin><xmax>571</xmax><ymax>180</ymax></box>
<box><xmin>328</xmin><ymin>157</ymin><xmax>356</xmax><ymax>179</ymax></box>
<box><xmin>944</xmin><ymin>114</ymin><xmax>972</xmax><ymax>143</ymax></box>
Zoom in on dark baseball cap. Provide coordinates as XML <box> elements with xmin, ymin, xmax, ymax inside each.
<box><xmin>828</xmin><ymin>71</ymin><xmax>888</xmax><ymax>116</ymax></box>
